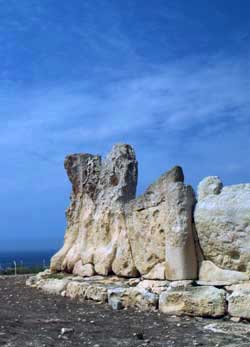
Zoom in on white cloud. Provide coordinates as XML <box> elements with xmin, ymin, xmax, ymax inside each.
<box><xmin>1</xmin><ymin>53</ymin><xmax>249</xmax><ymax>156</ymax></box>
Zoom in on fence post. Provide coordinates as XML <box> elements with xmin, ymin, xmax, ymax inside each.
<box><xmin>13</xmin><ymin>260</ymin><xmax>17</xmax><ymax>276</ymax></box>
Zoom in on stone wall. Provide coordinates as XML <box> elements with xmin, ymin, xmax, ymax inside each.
<box><xmin>28</xmin><ymin>143</ymin><xmax>250</xmax><ymax>320</ymax></box>
<box><xmin>50</xmin><ymin>143</ymin><xmax>250</xmax><ymax>284</ymax></box>
<box><xmin>50</xmin><ymin>144</ymin><xmax>198</xmax><ymax>280</ymax></box>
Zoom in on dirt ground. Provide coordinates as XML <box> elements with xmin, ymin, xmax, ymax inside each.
<box><xmin>1</xmin><ymin>276</ymin><xmax>250</xmax><ymax>347</ymax></box>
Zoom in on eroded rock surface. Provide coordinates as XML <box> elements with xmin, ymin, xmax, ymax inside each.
<box><xmin>228</xmin><ymin>290</ymin><xmax>250</xmax><ymax>319</ymax></box>
<box><xmin>51</xmin><ymin>144</ymin><xmax>138</xmax><ymax>277</ymax></box>
<box><xmin>195</xmin><ymin>176</ymin><xmax>250</xmax><ymax>275</ymax></box>
<box><xmin>126</xmin><ymin>166</ymin><xmax>197</xmax><ymax>280</ymax></box>
<box><xmin>199</xmin><ymin>260</ymin><xmax>249</xmax><ymax>285</ymax></box>
<box><xmin>27</xmin><ymin>146</ymin><xmax>250</xmax><ymax>320</ymax></box>
<box><xmin>159</xmin><ymin>286</ymin><xmax>227</xmax><ymax>317</ymax></box>
<box><xmin>51</xmin><ymin>144</ymin><xmax>197</xmax><ymax>280</ymax></box>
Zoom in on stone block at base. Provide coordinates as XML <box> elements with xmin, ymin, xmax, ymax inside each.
<box><xmin>228</xmin><ymin>290</ymin><xmax>250</xmax><ymax>319</ymax></box>
<box><xmin>37</xmin><ymin>278</ymin><xmax>70</xmax><ymax>295</ymax></box>
<box><xmin>159</xmin><ymin>286</ymin><xmax>226</xmax><ymax>317</ymax></box>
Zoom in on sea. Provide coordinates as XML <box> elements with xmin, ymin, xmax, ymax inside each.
<box><xmin>0</xmin><ymin>250</ymin><xmax>56</xmax><ymax>270</ymax></box>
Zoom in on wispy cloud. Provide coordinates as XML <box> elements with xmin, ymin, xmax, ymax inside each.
<box><xmin>1</xmin><ymin>53</ymin><xmax>249</xmax><ymax>154</ymax></box>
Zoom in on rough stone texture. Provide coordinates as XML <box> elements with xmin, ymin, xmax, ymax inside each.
<box><xmin>107</xmin><ymin>287</ymin><xmax>129</xmax><ymax>310</ymax></box>
<box><xmin>142</xmin><ymin>263</ymin><xmax>166</xmax><ymax>280</ymax></box>
<box><xmin>159</xmin><ymin>286</ymin><xmax>226</xmax><ymax>317</ymax></box>
<box><xmin>37</xmin><ymin>278</ymin><xmax>69</xmax><ymax>295</ymax></box>
<box><xmin>127</xmin><ymin>287</ymin><xmax>158</xmax><ymax>310</ymax></box>
<box><xmin>228</xmin><ymin>290</ymin><xmax>250</xmax><ymax>319</ymax></box>
<box><xmin>168</xmin><ymin>280</ymin><xmax>194</xmax><ymax>289</ymax></box>
<box><xmin>196</xmin><ymin>280</ymin><xmax>234</xmax><ymax>287</ymax></box>
<box><xmin>25</xmin><ymin>269</ymin><xmax>51</xmax><ymax>287</ymax></box>
<box><xmin>85</xmin><ymin>284</ymin><xmax>108</xmax><ymax>303</ymax></box>
<box><xmin>72</xmin><ymin>261</ymin><xmax>95</xmax><ymax>277</ymax></box>
<box><xmin>199</xmin><ymin>260</ymin><xmax>249</xmax><ymax>284</ymax></box>
<box><xmin>51</xmin><ymin>144</ymin><xmax>197</xmax><ymax>280</ymax></box>
<box><xmin>226</xmin><ymin>282</ymin><xmax>250</xmax><ymax>293</ymax></box>
<box><xmin>107</xmin><ymin>287</ymin><xmax>158</xmax><ymax>311</ymax></box>
<box><xmin>65</xmin><ymin>281</ymin><xmax>89</xmax><ymax>299</ymax></box>
<box><xmin>51</xmin><ymin>144</ymin><xmax>138</xmax><ymax>277</ymax></box>
<box><xmin>226</xmin><ymin>283</ymin><xmax>250</xmax><ymax>319</ymax></box>
<box><xmin>136</xmin><ymin>280</ymin><xmax>169</xmax><ymax>294</ymax></box>
<box><xmin>197</xmin><ymin>176</ymin><xmax>223</xmax><ymax>200</ymax></box>
<box><xmin>126</xmin><ymin>166</ymin><xmax>197</xmax><ymax>280</ymax></box>
<box><xmin>195</xmin><ymin>176</ymin><xmax>250</xmax><ymax>274</ymax></box>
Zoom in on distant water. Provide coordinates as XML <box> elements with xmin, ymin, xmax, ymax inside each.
<box><xmin>0</xmin><ymin>250</ymin><xmax>56</xmax><ymax>270</ymax></box>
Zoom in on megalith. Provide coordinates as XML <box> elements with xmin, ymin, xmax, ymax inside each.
<box><xmin>51</xmin><ymin>144</ymin><xmax>198</xmax><ymax>280</ymax></box>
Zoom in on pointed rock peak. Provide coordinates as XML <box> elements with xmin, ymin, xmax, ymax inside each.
<box><xmin>96</xmin><ymin>143</ymin><xmax>138</xmax><ymax>204</ymax></box>
<box><xmin>164</xmin><ymin>165</ymin><xmax>184</xmax><ymax>183</ymax></box>
<box><xmin>143</xmin><ymin>166</ymin><xmax>184</xmax><ymax>196</ymax></box>
<box><xmin>107</xmin><ymin>143</ymin><xmax>137</xmax><ymax>161</ymax></box>
<box><xmin>64</xmin><ymin>153</ymin><xmax>101</xmax><ymax>196</ymax></box>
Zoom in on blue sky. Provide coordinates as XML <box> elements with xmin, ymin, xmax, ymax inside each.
<box><xmin>1</xmin><ymin>0</ymin><xmax>250</xmax><ymax>250</ymax></box>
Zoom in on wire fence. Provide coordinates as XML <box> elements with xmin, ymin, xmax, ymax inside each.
<box><xmin>0</xmin><ymin>259</ymin><xmax>49</xmax><ymax>275</ymax></box>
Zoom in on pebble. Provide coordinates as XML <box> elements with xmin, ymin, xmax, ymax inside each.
<box><xmin>230</xmin><ymin>316</ymin><xmax>241</xmax><ymax>323</ymax></box>
<box><xmin>61</xmin><ymin>327</ymin><xmax>74</xmax><ymax>335</ymax></box>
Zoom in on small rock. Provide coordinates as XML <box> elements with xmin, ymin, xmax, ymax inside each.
<box><xmin>61</xmin><ymin>327</ymin><xmax>74</xmax><ymax>335</ymax></box>
<box><xmin>110</xmin><ymin>299</ymin><xmax>123</xmax><ymax>310</ymax></box>
<box><xmin>230</xmin><ymin>316</ymin><xmax>241</xmax><ymax>322</ymax></box>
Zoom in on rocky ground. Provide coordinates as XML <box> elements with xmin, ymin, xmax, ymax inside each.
<box><xmin>1</xmin><ymin>276</ymin><xmax>250</xmax><ymax>347</ymax></box>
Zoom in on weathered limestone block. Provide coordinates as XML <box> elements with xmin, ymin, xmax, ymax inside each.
<box><xmin>168</xmin><ymin>280</ymin><xmax>194</xmax><ymax>289</ymax></box>
<box><xmin>26</xmin><ymin>269</ymin><xmax>52</xmax><ymax>287</ymax></box>
<box><xmin>51</xmin><ymin>144</ymin><xmax>138</xmax><ymax>277</ymax></box>
<box><xmin>195</xmin><ymin>176</ymin><xmax>250</xmax><ymax>275</ymax></box>
<box><xmin>159</xmin><ymin>286</ymin><xmax>226</xmax><ymax>317</ymax></box>
<box><xmin>108</xmin><ymin>287</ymin><xmax>130</xmax><ymax>310</ymax></box>
<box><xmin>107</xmin><ymin>287</ymin><xmax>158</xmax><ymax>311</ymax></box>
<box><xmin>142</xmin><ymin>263</ymin><xmax>166</xmax><ymax>280</ymax></box>
<box><xmin>85</xmin><ymin>285</ymin><xmax>108</xmax><ymax>303</ymax></box>
<box><xmin>126</xmin><ymin>166</ymin><xmax>197</xmax><ymax>280</ymax></box>
<box><xmin>89</xmin><ymin>144</ymin><xmax>138</xmax><ymax>276</ymax></box>
<box><xmin>73</xmin><ymin>261</ymin><xmax>95</xmax><ymax>277</ymax></box>
<box><xmin>65</xmin><ymin>281</ymin><xmax>89</xmax><ymax>299</ymax></box>
<box><xmin>199</xmin><ymin>261</ymin><xmax>249</xmax><ymax>285</ymax></box>
<box><xmin>128</xmin><ymin>287</ymin><xmax>158</xmax><ymax>310</ymax></box>
<box><xmin>226</xmin><ymin>282</ymin><xmax>250</xmax><ymax>293</ymax></box>
<box><xmin>50</xmin><ymin>144</ymin><xmax>197</xmax><ymax>280</ymax></box>
<box><xmin>37</xmin><ymin>278</ymin><xmax>69</xmax><ymax>295</ymax></box>
<box><xmin>136</xmin><ymin>280</ymin><xmax>169</xmax><ymax>294</ymax></box>
<box><xmin>51</xmin><ymin>154</ymin><xmax>101</xmax><ymax>272</ymax></box>
<box><xmin>228</xmin><ymin>290</ymin><xmax>250</xmax><ymax>319</ymax></box>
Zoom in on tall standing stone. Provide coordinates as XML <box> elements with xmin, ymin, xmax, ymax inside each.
<box><xmin>126</xmin><ymin>166</ymin><xmax>197</xmax><ymax>280</ymax></box>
